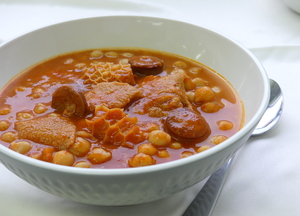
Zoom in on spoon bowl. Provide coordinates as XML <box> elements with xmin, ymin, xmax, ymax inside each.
<box><xmin>252</xmin><ymin>79</ymin><xmax>284</xmax><ymax>135</ymax></box>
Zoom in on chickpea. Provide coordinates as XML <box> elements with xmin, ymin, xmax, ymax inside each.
<box><xmin>16</xmin><ymin>112</ymin><xmax>33</xmax><ymax>120</ymax></box>
<box><xmin>34</xmin><ymin>103</ymin><xmax>48</xmax><ymax>114</ymax></box>
<box><xmin>1</xmin><ymin>131</ymin><xmax>17</xmax><ymax>143</ymax></box>
<box><xmin>173</xmin><ymin>61</ymin><xmax>187</xmax><ymax>68</ymax></box>
<box><xmin>171</xmin><ymin>68</ymin><xmax>185</xmax><ymax>75</ymax></box>
<box><xmin>212</xmin><ymin>86</ymin><xmax>221</xmax><ymax>93</ymax></box>
<box><xmin>31</xmin><ymin>87</ymin><xmax>45</xmax><ymax>99</ymax></box>
<box><xmin>43</xmin><ymin>83</ymin><xmax>51</xmax><ymax>88</ymax></box>
<box><xmin>76</xmin><ymin>130</ymin><xmax>92</xmax><ymax>139</ymax></box>
<box><xmin>74</xmin><ymin>161</ymin><xmax>91</xmax><ymax>168</ymax></box>
<box><xmin>186</xmin><ymin>91</ymin><xmax>195</xmax><ymax>102</ymax></box>
<box><xmin>119</xmin><ymin>59</ymin><xmax>129</xmax><ymax>64</ymax></box>
<box><xmin>111</xmin><ymin>64</ymin><xmax>122</xmax><ymax>71</ymax></box>
<box><xmin>48</xmin><ymin>113</ymin><xmax>61</xmax><ymax>117</ymax></box>
<box><xmin>194</xmin><ymin>86</ymin><xmax>215</xmax><ymax>104</ymax></box>
<box><xmin>217</xmin><ymin>120</ymin><xmax>234</xmax><ymax>130</ymax></box>
<box><xmin>87</xmin><ymin>147</ymin><xmax>112</xmax><ymax>164</ymax></box>
<box><xmin>157</xmin><ymin>150</ymin><xmax>170</xmax><ymax>158</ymax></box>
<box><xmin>122</xmin><ymin>52</ymin><xmax>134</xmax><ymax>58</ymax></box>
<box><xmin>29</xmin><ymin>152</ymin><xmax>42</xmax><ymax>160</ymax></box>
<box><xmin>148</xmin><ymin>130</ymin><xmax>171</xmax><ymax>147</ymax></box>
<box><xmin>105</xmin><ymin>51</ymin><xmax>118</xmax><ymax>58</ymax></box>
<box><xmin>0</xmin><ymin>120</ymin><xmax>10</xmax><ymax>131</ymax></box>
<box><xmin>138</xmin><ymin>143</ymin><xmax>158</xmax><ymax>156</ymax></box>
<box><xmin>119</xmin><ymin>58</ymin><xmax>129</xmax><ymax>64</ymax></box>
<box><xmin>41</xmin><ymin>147</ymin><xmax>55</xmax><ymax>162</ymax></box>
<box><xmin>68</xmin><ymin>137</ymin><xmax>91</xmax><ymax>157</ymax></box>
<box><xmin>75</xmin><ymin>63</ymin><xmax>86</xmax><ymax>69</ymax></box>
<box><xmin>9</xmin><ymin>141</ymin><xmax>32</xmax><ymax>154</ymax></box>
<box><xmin>53</xmin><ymin>150</ymin><xmax>75</xmax><ymax>166</ymax></box>
<box><xmin>184</xmin><ymin>77</ymin><xmax>196</xmax><ymax>91</ymax></box>
<box><xmin>196</xmin><ymin>145</ymin><xmax>211</xmax><ymax>153</ymax></box>
<box><xmin>190</xmin><ymin>67</ymin><xmax>203</xmax><ymax>75</ymax></box>
<box><xmin>181</xmin><ymin>151</ymin><xmax>194</xmax><ymax>158</ymax></box>
<box><xmin>91</xmin><ymin>50</ymin><xmax>103</xmax><ymax>58</ymax></box>
<box><xmin>64</xmin><ymin>58</ymin><xmax>74</xmax><ymax>64</ymax></box>
<box><xmin>102</xmin><ymin>71</ymin><xmax>111</xmax><ymax>79</ymax></box>
<box><xmin>192</xmin><ymin>78</ymin><xmax>207</xmax><ymax>87</ymax></box>
<box><xmin>128</xmin><ymin>153</ymin><xmax>156</xmax><ymax>167</ymax></box>
<box><xmin>211</xmin><ymin>135</ymin><xmax>228</xmax><ymax>145</ymax></box>
<box><xmin>0</xmin><ymin>107</ymin><xmax>11</xmax><ymax>115</ymax></box>
<box><xmin>170</xmin><ymin>142</ymin><xmax>182</xmax><ymax>149</ymax></box>
<box><xmin>201</xmin><ymin>101</ymin><xmax>224</xmax><ymax>113</ymax></box>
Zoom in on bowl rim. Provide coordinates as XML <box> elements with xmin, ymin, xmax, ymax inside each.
<box><xmin>0</xmin><ymin>15</ymin><xmax>270</xmax><ymax>175</ymax></box>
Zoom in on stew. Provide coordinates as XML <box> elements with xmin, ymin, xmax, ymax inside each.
<box><xmin>0</xmin><ymin>48</ymin><xmax>244</xmax><ymax>168</ymax></box>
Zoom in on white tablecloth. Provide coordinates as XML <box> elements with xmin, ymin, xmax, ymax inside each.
<box><xmin>1</xmin><ymin>1</ymin><xmax>300</xmax><ymax>215</ymax></box>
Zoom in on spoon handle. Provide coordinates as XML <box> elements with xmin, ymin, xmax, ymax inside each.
<box><xmin>182</xmin><ymin>157</ymin><xmax>234</xmax><ymax>216</ymax></box>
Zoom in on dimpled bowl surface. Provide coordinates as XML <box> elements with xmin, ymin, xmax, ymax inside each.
<box><xmin>0</xmin><ymin>16</ymin><xmax>269</xmax><ymax>206</ymax></box>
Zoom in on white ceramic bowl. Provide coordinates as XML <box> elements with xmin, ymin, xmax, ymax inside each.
<box><xmin>0</xmin><ymin>16</ymin><xmax>269</xmax><ymax>206</ymax></box>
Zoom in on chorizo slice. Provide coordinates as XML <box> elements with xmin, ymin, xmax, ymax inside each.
<box><xmin>129</xmin><ymin>55</ymin><xmax>164</xmax><ymax>75</ymax></box>
<box><xmin>165</xmin><ymin>107</ymin><xmax>210</xmax><ymax>140</ymax></box>
<box><xmin>51</xmin><ymin>86</ymin><xmax>87</xmax><ymax>117</ymax></box>
<box><xmin>15</xmin><ymin>115</ymin><xmax>76</xmax><ymax>150</ymax></box>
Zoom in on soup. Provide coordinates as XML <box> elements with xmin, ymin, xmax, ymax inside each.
<box><xmin>0</xmin><ymin>48</ymin><xmax>244</xmax><ymax>168</ymax></box>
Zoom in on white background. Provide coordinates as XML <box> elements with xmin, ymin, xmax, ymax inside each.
<box><xmin>1</xmin><ymin>0</ymin><xmax>300</xmax><ymax>215</ymax></box>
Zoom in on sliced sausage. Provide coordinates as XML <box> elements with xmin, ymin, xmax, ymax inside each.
<box><xmin>51</xmin><ymin>86</ymin><xmax>87</xmax><ymax>117</ymax></box>
<box><xmin>165</xmin><ymin>107</ymin><xmax>210</xmax><ymax>140</ymax></box>
<box><xmin>129</xmin><ymin>55</ymin><xmax>164</xmax><ymax>75</ymax></box>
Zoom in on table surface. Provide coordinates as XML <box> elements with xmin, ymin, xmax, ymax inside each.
<box><xmin>1</xmin><ymin>1</ymin><xmax>300</xmax><ymax>215</ymax></box>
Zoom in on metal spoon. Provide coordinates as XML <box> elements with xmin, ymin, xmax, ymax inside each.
<box><xmin>183</xmin><ymin>79</ymin><xmax>283</xmax><ymax>216</ymax></box>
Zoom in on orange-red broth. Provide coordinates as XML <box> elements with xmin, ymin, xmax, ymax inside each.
<box><xmin>0</xmin><ymin>48</ymin><xmax>244</xmax><ymax>168</ymax></box>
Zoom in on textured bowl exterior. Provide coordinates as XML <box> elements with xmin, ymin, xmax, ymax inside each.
<box><xmin>0</xmin><ymin>16</ymin><xmax>269</xmax><ymax>206</ymax></box>
<box><xmin>0</xmin><ymin>130</ymin><xmax>252</xmax><ymax>206</ymax></box>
